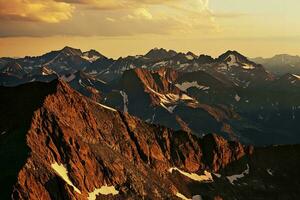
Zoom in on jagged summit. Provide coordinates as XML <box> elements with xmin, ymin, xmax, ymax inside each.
<box><xmin>218</xmin><ymin>50</ymin><xmax>249</xmax><ymax>63</ymax></box>
<box><xmin>82</xmin><ymin>49</ymin><xmax>106</xmax><ymax>61</ymax></box>
<box><xmin>0</xmin><ymin>61</ymin><xmax>26</xmax><ymax>77</ymax></box>
<box><xmin>145</xmin><ymin>48</ymin><xmax>177</xmax><ymax>60</ymax></box>
<box><xmin>0</xmin><ymin>79</ymin><xmax>249</xmax><ymax>199</ymax></box>
<box><xmin>60</xmin><ymin>46</ymin><xmax>83</xmax><ymax>56</ymax></box>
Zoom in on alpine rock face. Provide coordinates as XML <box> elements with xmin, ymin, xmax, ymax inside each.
<box><xmin>1</xmin><ymin>47</ymin><xmax>300</xmax><ymax>146</ymax></box>
<box><xmin>252</xmin><ymin>54</ymin><xmax>300</xmax><ymax>75</ymax></box>
<box><xmin>1</xmin><ymin>80</ymin><xmax>300</xmax><ymax>200</ymax></box>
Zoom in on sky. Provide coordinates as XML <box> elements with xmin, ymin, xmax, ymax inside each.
<box><xmin>0</xmin><ymin>0</ymin><xmax>299</xmax><ymax>58</ymax></box>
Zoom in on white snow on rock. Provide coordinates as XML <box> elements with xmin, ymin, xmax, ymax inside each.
<box><xmin>267</xmin><ymin>169</ymin><xmax>274</xmax><ymax>176</ymax></box>
<box><xmin>192</xmin><ymin>195</ymin><xmax>203</xmax><ymax>200</ymax></box>
<box><xmin>186</xmin><ymin>55</ymin><xmax>194</xmax><ymax>60</ymax></box>
<box><xmin>167</xmin><ymin>105</ymin><xmax>177</xmax><ymax>113</ymax></box>
<box><xmin>61</xmin><ymin>74</ymin><xmax>76</xmax><ymax>83</ymax></box>
<box><xmin>176</xmin><ymin>192</ymin><xmax>190</xmax><ymax>200</ymax></box>
<box><xmin>235</xmin><ymin>94</ymin><xmax>241</xmax><ymax>102</ymax></box>
<box><xmin>292</xmin><ymin>74</ymin><xmax>300</xmax><ymax>79</ymax></box>
<box><xmin>79</xmin><ymin>79</ymin><xmax>85</xmax><ymax>87</ymax></box>
<box><xmin>226</xmin><ymin>164</ymin><xmax>249</xmax><ymax>185</ymax></box>
<box><xmin>153</xmin><ymin>61</ymin><xmax>168</xmax><ymax>67</ymax></box>
<box><xmin>51</xmin><ymin>162</ymin><xmax>81</xmax><ymax>194</ymax></box>
<box><xmin>88</xmin><ymin>185</ymin><xmax>119</xmax><ymax>200</ymax></box>
<box><xmin>146</xmin><ymin>86</ymin><xmax>195</xmax><ymax>106</ymax></box>
<box><xmin>176</xmin><ymin>193</ymin><xmax>203</xmax><ymax>200</ymax></box>
<box><xmin>95</xmin><ymin>102</ymin><xmax>117</xmax><ymax>112</ymax></box>
<box><xmin>181</xmin><ymin>94</ymin><xmax>194</xmax><ymax>100</ymax></box>
<box><xmin>226</xmin><ymin>54</ymin><xmax>238</xmax><ymax>67</ymax></box>
<box><xmin>226</xmin><ymin>54</ymin><xmax>254</xmax><ymax>69</ymax></box>
<box><xmin>169</xmin><ymin>167</ymin><xmax>213</xmax><ymax>182</ymax></box>
<box><xmin>242</xmin><ymin>63</ymin><xmax>255</xmax><ymax>70</ymax></box>
<box><xmin>213</xmin><ymin>173</ymin><xmax>221</xmax><ymax>178</ymax></box>
<box><xmin>160</xmin><ymin>103</ymin><xmax>177</xmax><ymax>113</ymax></box>
<box><xmin>176</xmin><ymin>82</ymin><xmax>210</xmax><ymax>92</ymax></box>
<box><xmin>81</xmin><ymin>54</ymin><xmax>100</xmax><ymax>62</ymax></box>
<box><xmin>120</xmin><ymin>91</ymin><xmax>129</xmax><ymax>113</ymax></box>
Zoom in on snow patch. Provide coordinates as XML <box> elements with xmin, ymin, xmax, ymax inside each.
<box><xmin>153</xmin><ymin>61</ymin><xmax>168</xmax><ymax>67</ymax></box>
<box><xmin>82</xmin><ymin>55</ymin><xmax>100</xmax><ymax>62</ymax></box>
<box><xmin>267</xmin><ymin>169</ymin><xmax>273</xmax><ymax>176</ymax></box>
<box><xmin>226</xmin><ymin>54</ymin><xmax>238</xmax><ymax>67</ymax></box>
<box><xmin>169</xmin><ymin>167</ymin><xmax>213</xmax><ymax>182</ymax></box>
<box><xmin>235</xmin><ymin>94</ymin><xmax>241</xmax><ymax>102</ymax></box>
<box><xmin>193</xmin><ymin>195</ymin><xmax>203</xmax><ymax>200</ymax></box>
<box><xmin>292</xmin><ymin>74</ymin><xmax>300</xmax><ymax>79</ymax></box>
<box><xmin>176</xmin><ymin>81</ymin><xmax>210</xmax><ymax>92</ymax></box>
<box><xmin>146</xmin><ymin>86</ymin><xmax>196</xmax><ymax>112</ymax></box>
<box><xmin>226</xmin><ymin>54</ymin><xmax>254</xmax><ymax>69</ymax></box>
<box><xmin>79</xmin><ymin>79</ymin><xmax>85</xmax><ymax>87</ymax></box>
<box><xmin>181</xmin><ymin>94</ymin><xmax>194</xmax><ymax>100</ymax></box>
<box><xmin>120</xmin><ymin>91</ymin><xmax>129</xmax><ymax>113</ymax></box>
<box><xmin>176</xmin><ymin>192</ymin><xmax>190</xmax><ymax>200</ymax></box>
<box><xmin>242</xmin><ymin>63</ymin><xmax>255</xmax><ymax>70</ymax></box>
<box><xmin>186</xmin><ymin>55</ymin><xmax>194</xmax><ymax>60</ymax></box>
<box><xmin>160</xmin><ymin>103</ymin><xmax>177</xmax><ymax>113</ymax></box>
<box><xmin>213</xmin><ymin>173</ymin><xmax>221</xmax><ymax>178</ymax></box>
<box><xmin>176</xmin><ymin>193</ymin><xmax>203</xmax><ymax>200</ymax></box>
<box><xmin>88</xmin><ymin>185</ymin><xmax>119</xmax><ymax>200</ymax></box>
<box><xmin>226</xmin><ymin>164</ymin><xmax>249</xmax><ymax>185</ymax></box>
<box><xmin>96</xmin><ymin>102</ymin><xmax>117</xmax><ymax>112</ymax></box>
<box><xmin>51</xmin><ymin>162</ymin><xmax>81</xmax><ymax>194</ymax></box>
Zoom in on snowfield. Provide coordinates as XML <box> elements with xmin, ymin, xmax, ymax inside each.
<box><xmin>51</xmin><ymin>162</ymin><xmax>81</xmax><ymax>194</ymax></box>
<box><xmin>88</xmin><ymin>185</ymin><xmax>119</xmax><ymax>200</ymax></box>
<box><xmin>292</xmin><ymin>74</ymin><xmax>300</xmax><ymax>79</ymax></box>
<box><xmin>96</xmin><ymin>102</ymin><xmax>117</xmax><ymax>112</ymax></box>
<box><xmin>226</xmin><ymin>164</ymin><xmax>250</xmax><ymax>184</ymax></box>
<box><xmin>145</xmin><ymin>85</ymin><xmax>196</xmax><ymax>113</ymax></box>
<box><xmin>169</xmin><ymin>167</ymin><xmax>213</xmax><ymax>182</ymax></box>
<box><xmin>176</xmin><ymin>192</ymin><xmax>203</xmax><ymax>200</ymax></box>
<box><xmin>235</xmin><ymin>94</ymin><xmax>241</xmax><ymax>102</ymax></box>
<box><xmin>176</xmin><ymin>81</ymin><xmax>210</xmax><ymax>92</ymax></box>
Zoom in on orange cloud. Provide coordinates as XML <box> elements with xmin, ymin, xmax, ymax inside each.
<box><xmin>0</xmin><ymin>0</ymin><xmax>74</xmax><ymax>23</ymax></box>
<box><xmin>0</xmin><ymin>0</ymin><xmax>218</xmax><ymax>38</ymax></box>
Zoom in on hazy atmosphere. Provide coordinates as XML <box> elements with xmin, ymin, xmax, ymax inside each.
<box><xmin>0</xmin><ymin>0</ymin><xmax>299</xmax><ymax>58</ymax></box>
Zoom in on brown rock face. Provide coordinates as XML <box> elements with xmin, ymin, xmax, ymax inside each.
<box><xmin>201</xmin><ymin>134</ymin><xmax>245</xmax><ymax>171</ymax></box>
<box><xmin>0</xmin><ymin>80</ymin><xmax>248</xmax><ymax>199</ymax></box>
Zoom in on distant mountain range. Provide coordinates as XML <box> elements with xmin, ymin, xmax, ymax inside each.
<box><xmin>1</xmin><ymin>79</ymin><xmax>300</xmax><ymax>200</ymax></box>
<box><xmin>251</xmin><ymin>54</ymin><xmax>300</xmax><ymax>75</ymax></box>
<box><xmin>1</xmin><ymin>47</ymin><xmax>300</xmax><ymax>146</ymax></box>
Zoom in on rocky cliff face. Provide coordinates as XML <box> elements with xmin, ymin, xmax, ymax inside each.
<box><xmin>0</xmin><ymin>80</ymin><xmax>248</xmax><ymax>200</ymax></box>
<box><xmin>103</xmin><ymin>68</ymin><xmax>239</xmax><ymax>141</ymax></box>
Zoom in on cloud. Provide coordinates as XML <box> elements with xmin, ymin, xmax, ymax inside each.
<box><xmin>0</xmin><ymin>0</ymin><xmax>74</xmax><ymax>23</ymax></box>
<box><xmin>55</xmin><ymin>0</ymin><xmax>176</xmax><ymax>9</ymax></box>
<box><xmin>0</xmin><ymin>0</ymin><xmax>219</xmax><ymax>37</ymax></box>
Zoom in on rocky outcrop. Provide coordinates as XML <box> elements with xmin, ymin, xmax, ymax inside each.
<box><xmin>0</xmin><ymin>80</ymin><xmax>249</xmax><ymax>199</ymax></box>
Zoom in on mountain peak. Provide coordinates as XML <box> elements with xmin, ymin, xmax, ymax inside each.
<box><xmin>197</xmin><ymin>54</ymin><xmax>215</xmax><ymax>64</ymax></box>
<box><xmin>145</xmin><ymin>48</ymin><xmax>177</xmax><ymax>60</ymax></box>
<box><xmin>218</xmin><ymin>50</ymin><xmax>247</xmax><ymax>60</ymax></box>
<box><xmin>82</xmin><ymin>49</ymin><xmax>106</xmax><ymax>62</ymax></box>
<box><xmin>186</xmin><ymin>51</ymin><xmax>197</xmax><ymax>57</ymax></box>
<box><xmin>217</xmin><ymin>50</ymin><xmax>257</xmax><ymax>69</ymax></box>
<box><xmin>60</xmin><ymin>46</ymin><xmax>82</xmax><ymax>56</ymax></box>
<box><xmin>0</xmin><ymin>61</ymin><xmax>26</xmax><ymax>77</ymax></box>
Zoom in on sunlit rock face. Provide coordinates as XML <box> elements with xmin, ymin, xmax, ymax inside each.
<box><xmin>1</xmin><ymin>80</ymin><xmax>249</xmax><ymax>199</ymax></box>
